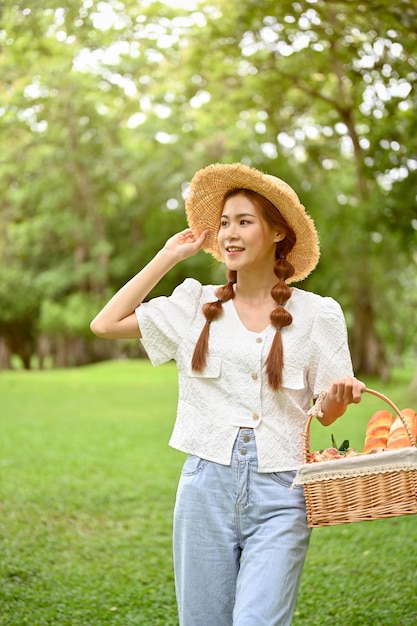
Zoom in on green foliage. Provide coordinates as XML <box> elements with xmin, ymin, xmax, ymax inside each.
<box><xmin>0</xmin><ymin>0</ymin><xmax>416</xmax><ymax>371</ymax></box>
<box><xmin>39</xmin><ymin>292</ymin><xmax>100</xmax><ymax>336</ymax></box>
<box><xmin>1</xmin><ymin>361</ymin><xmax>416</xmax><ymax>624</ymax></box>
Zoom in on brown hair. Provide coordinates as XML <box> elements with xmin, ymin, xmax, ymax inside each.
<box><xmin>191</xmin><ymin>188</ymin><xmax>296</xmax><ymax>391</ymax></box>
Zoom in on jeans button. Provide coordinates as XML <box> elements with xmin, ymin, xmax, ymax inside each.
<box><xmin>240</xmin><ymin>447</ymin><xmax>247</xmax><ymax>455</ymax></box>
<box><xmin>243</xmin><ymin>435</ymin><xmax>251</xmax><ymax>443</ymax></box>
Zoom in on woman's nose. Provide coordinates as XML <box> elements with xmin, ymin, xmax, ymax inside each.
<box><xmin>227</xmin><ymin>222</ymin><xmax>238</xmax><ymax>238</ymax></box>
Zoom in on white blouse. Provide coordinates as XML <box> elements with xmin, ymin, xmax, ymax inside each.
<box><xmin>136</xmin><ymin>278</ymin><xmax>354</xmax><ymax>472</ymax></box>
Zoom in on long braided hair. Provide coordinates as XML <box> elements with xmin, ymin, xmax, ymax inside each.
<box><xmin>191</xmin><ymin>188</ymin><xmax>297</xmax><ymax>391</ymax></box>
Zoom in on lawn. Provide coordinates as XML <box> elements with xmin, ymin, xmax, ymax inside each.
<box><xmin>1</xmin><ymin>360</ymin><xmax>416</xmax><ymax>625</ymax></box>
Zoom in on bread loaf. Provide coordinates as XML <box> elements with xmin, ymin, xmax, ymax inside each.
<box><xmin>363</xmin><ymin>410</ymin><xmax>394</xmax><ymax>454</ymax></box>
<box><xmin>386</xmin><ymin>408</ymin><xmax>417</xmax><ymax>450</ymax></box>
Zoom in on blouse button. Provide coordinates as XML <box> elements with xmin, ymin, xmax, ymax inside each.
<box><xmin>256</xmin><ymin>337</ymin><xmax>262</xmax><ymax>343</ymax></box>
<box><xmin>252</xmin><ymin>412</ymin><xmax>260</xmax><ymax>421</ymax></box>
<box><xmin>251</xmin><ymin>372</ymin><xmax>258</xmax><ymax>380</ymax></box>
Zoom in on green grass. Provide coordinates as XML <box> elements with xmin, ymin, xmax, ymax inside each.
<box><xmin>1</xmin><ymin>361</ymin><xmax>416</xmax><ymax>625</ymax></box>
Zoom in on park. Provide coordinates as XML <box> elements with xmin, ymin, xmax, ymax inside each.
<box><xmin>1</xmin><ymin>0</ymin><xmax>417</xmax><ymax>624</ymax></box>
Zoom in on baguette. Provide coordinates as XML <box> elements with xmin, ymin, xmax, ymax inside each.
<box><xmin>363</xmin><ymin>409</ymin><xmax>394</xmax><ymax>454</ymax></box>
<box><xmin>386</xmin><ymin>408</ymin><xmax>417</xmax><ymax>450</ymax></box>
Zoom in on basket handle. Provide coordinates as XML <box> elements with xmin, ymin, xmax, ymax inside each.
<box><xmin>302</xmin><ymin>387</ymin><xmax>416</xmax><ymax>462</ymax></box>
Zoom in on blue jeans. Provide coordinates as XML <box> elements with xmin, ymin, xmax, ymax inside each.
<box><xmin>173</xmin><ymin>428</ymin><xmax>311</xmax><ymax>626</ymax></box>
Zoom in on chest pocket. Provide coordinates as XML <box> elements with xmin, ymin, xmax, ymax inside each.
<box><xmin>187</xmin><ymin>356</ymin><xmax>222</xmax><ymax>379</ymax></box>
<box><xmin>282</xmin><ymin>365</ymin><xmax>305</xmax><ymax>390</ymax></box>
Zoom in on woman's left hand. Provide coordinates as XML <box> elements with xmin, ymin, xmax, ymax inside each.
<box><xmin>318</xmin><ymin>377</ymin><xmax>366</xmax><ymax>425</ymax></box>
<box><xmin>327</xmin><ymin>377</ymin><xmax>366</xmax><ymax>406</ymax></box>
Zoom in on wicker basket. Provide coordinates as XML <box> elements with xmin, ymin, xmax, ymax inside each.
<box><xmin>298</xmin><ymin>388</ymin><xmax>417</xmax><ymax>528</ymax></box>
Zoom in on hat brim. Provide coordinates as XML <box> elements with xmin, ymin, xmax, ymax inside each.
<box><xmin>185</xmin><ymin>163</ymin><xmax>320</xmax><ymax>283</ymax></box>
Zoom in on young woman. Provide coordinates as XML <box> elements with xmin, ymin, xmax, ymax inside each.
<box><xmin>90</xmin><ymin>163</ymin><xmax>365</xmax><ymax>626</ymax></box>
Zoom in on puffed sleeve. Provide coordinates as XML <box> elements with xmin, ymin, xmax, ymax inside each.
<box><xmin>308</xmin><ymin>297</ymin><xmax>354</xmax><ymax>396</ymax></box>
<box><xmin>135</xmin><ymin>278</ymin><xmax>203</xmax><ymax>366</ymax></box>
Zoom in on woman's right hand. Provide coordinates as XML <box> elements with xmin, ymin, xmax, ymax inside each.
<box><xmin>163</xmin><ymin>228</ymin><xmax>208</xmax><ymax>262</ymax></box>
<box><xmin>90</xmin><ymin>228</ymin><xmax>208</xmax><ymax>339</ymax></box>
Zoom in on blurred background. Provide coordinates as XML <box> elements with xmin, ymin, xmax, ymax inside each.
<box><xmin>1</xmin><ymin>0</ymin><xmax>416</xmax><ymax>383</ymax></box>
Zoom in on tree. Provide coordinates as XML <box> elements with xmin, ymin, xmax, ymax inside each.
<box><xmin>0</xmin><ymin>0</ymin><xmax>415</xmax><ymax>376</ymax></box>
<box><xmin>178</xmin><ymin>0</ymin><xmax>417</xmax><ymax>376</ymax></box>
<box><xmin>0</xmin><ymin>1</ymin><xmax>210</xmax><ymax>365</ymax></box>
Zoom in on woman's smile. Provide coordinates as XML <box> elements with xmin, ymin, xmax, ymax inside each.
<box><xmin>225</xmin><ymin>245</ymin><xmax>245</xmax><ymax>255</ymax></box>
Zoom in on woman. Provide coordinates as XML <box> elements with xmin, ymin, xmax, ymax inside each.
<box><xmin>90</xmin><ymin>163</ymin><xmax>365</xmax><ymax>626</ymax></box>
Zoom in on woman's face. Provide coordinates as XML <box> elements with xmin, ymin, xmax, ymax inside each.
<box><xmin>217</xmin><ymin>193</ymin><xmax>284</xmax><ymax>272</ymax></box>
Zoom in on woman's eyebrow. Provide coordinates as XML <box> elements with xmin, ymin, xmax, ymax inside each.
<box><xmin>220</xmin><ymin>212</ymin><xmax>256</xmax><ymax>219</ymax></box>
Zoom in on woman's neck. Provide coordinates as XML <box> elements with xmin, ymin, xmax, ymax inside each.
<box><xmin>233</xmin><ymin>280</ymin><xmax>276</xmax><ymax>306</ymax></box>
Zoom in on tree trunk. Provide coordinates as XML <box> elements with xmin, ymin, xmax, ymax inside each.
<box><xmin>350</xmin><ymin>296</ymin><xmax>388</xmax><ymax>380</ymax></box>
<box><xmin>0</xmin><ymin>338</ymin><xmax>12</xmax><ymax>369</ymax></box>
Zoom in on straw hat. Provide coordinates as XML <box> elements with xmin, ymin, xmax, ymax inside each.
<box><xmin>185</xmin><ymin>162</ymin><xmax>320</xmax><ymax>283</ymax></box>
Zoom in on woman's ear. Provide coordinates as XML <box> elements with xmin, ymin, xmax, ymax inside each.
<box><xmin>274</xmin><ymin>232</ymin><xmax>285</xmax><ymax>243</ymax></box>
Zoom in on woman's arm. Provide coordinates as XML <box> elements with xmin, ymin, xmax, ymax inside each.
<box><xmin>90</xmin><ymin>228</ymin><xmax>207</xmax><ymax>339</ymax></box>
<box><xmin>317</xmin><ymin>377</ymin><xmax>366</xmax><ymax>426</ymax></box>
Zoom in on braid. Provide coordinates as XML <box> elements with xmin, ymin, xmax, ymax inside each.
<box><xmin>265</xmin><ymin>243</ymin><xmax>296</xmax><ymax>391</ymax></box>
<box><xmin>191</xmin><ymin>270</ymin><xmax>236</xmax><ymax>371</ymax></box>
